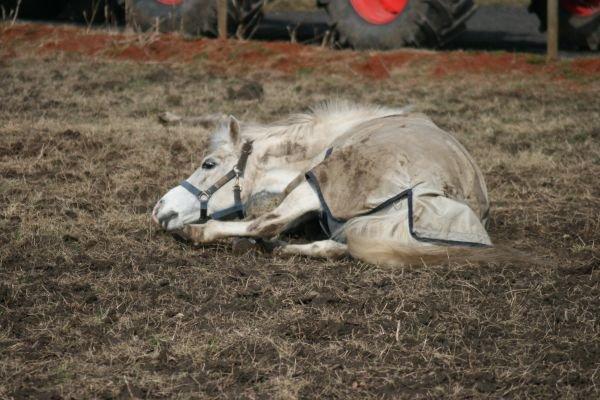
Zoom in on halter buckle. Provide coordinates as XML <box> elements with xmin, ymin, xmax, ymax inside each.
<box><xmin>233</xmin><ymin>167</ymin><xmax>241</xmax><ymax>187</ymax></box>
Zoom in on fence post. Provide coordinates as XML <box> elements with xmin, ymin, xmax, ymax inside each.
<box><xmin>218</xmin><ymin>0</ymin><xmax>228</xmax><ymax>39</ymax></box>
<box><xmin>547</xmin><ymin>0</ymin><xmax>558</xmax><ymax>60</ymax></box>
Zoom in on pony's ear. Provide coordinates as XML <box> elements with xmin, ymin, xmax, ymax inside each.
<box><xmin>228</xmin><ymin>115</ymin><xmax>241</xmax><ymax>146</ymax></box>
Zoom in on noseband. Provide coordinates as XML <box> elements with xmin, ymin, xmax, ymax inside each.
<box><xmin>179</xmin><ymin>140</ymin><xmax>253</xmax><ymax>223</ymax></box>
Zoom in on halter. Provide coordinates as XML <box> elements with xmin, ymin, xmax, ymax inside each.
<box><xmin>179</xmin><ymin>140</ymin><xmax>253</xmax><ymax>223</ymax></box>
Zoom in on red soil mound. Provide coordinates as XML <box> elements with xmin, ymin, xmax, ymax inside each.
<box><xmin>1</xmin><ymin>23</ymin><xmax>599</xmax><ymax>80</ymax></box>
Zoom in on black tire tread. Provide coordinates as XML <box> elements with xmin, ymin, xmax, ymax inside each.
<box><xmin>528</xmin><ymin>0</ymin><xmax>599</xmax><ymax>50</ymax></box>
<box><xmin>0</xmin><ymin>0</ymin><xmax>65</xmax><ymax>19</ymax></box>
<box><xmin>320</xmin><ymin>0</ymin><xmax>477</xmax><ymax>49</ymax></box>
<box><xmin>127</xmin><ymin>0</ymin><xmax>264</xmax><ymax>38</ymax></box>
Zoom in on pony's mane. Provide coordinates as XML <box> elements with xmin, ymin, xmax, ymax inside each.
<box><xmin>209</xmin><ymin>100</ymin><xmax>410</xmax><ymax>152</ymax></box>
<box><xmin>309</xmin><ymin>99</ymin><xmax>406</xmax><ymax>121</ymax></box>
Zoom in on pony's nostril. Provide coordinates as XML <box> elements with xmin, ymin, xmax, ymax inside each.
<box><xmin>158</xmin><ymin>211</ymin><xmax>178</xmax><ymax>228</ymax></box>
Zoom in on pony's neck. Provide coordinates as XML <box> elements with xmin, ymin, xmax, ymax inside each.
<box><xmin>243</xmin><ymin>103</ymin><xmax>405</xmax><ymax>167</ymax></box>
<box><xmin>239</xmin><ymin>101</ymin><xmax>407</xmax><ymax>199</ymax></box>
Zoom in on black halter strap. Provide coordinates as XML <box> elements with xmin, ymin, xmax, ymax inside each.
<box><xmin>179</xmin><ymin>140</ymin><xmax>253</xmax><ymax>223</ymax></box>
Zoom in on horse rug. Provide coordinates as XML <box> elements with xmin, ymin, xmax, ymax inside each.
<box><xmin>306</xmin><ymin>114</ymin><xmax>492</xmax><ymax>246</ymax></box>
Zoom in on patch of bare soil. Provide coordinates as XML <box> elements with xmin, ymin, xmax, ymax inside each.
<box><xmin>0</xmin><ymin>22</ymin><xmax>599</xmax><ymax>399</ymax></box>
<box><xmin>2</xmin><ymin>23</ymin><xmax>600</xmax><ymax>81</ymax></box>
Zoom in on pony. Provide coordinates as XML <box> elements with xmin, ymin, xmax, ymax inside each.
<box><xmin>152</xmin><ymin>101</ymin><xmax>492</xmax><ymax>266</ymax></box>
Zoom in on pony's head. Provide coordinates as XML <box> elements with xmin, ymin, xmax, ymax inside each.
<box><xmin>152</xmin><ymin>116</ymin><xmax>245</xmax><ymax>231</ymax></box>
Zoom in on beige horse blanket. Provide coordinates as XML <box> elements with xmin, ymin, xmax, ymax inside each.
<box><xmin>306</xmin><ymin>114</ymin><xmax>491</xmax><ymax>246</ymax></box>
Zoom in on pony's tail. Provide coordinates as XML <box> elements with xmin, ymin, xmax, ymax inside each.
<box><xmin>345</xmin><ymin>231</ymin><xmax>530</xmax><ymax>267</ymax></box>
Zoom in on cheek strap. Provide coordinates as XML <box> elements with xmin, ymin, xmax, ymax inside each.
<box><xmin>179</xmin><ymin>180</ymin><xmax>210</xmax><ymax>221</ymax></box>
<box><xmin>179</xmin><ymin>140</ymin><xmax>253</xmax><ymax>223</ymax></box>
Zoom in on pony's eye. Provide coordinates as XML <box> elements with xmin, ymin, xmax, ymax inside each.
<box><xmin>202</xmin><ymin>160</ymin><xmax>217</xmax><ymax>170</ymax></box>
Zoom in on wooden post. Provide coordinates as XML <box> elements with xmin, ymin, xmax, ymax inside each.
<box><xmin>547</xmin><ymin>0</ymin><xmax>558</xmax><ymax>61</ymax></box>
<box><xmin>218</xmin><ymin>0</ymin><xmax>227</xmax><ymax>40</ymax></box>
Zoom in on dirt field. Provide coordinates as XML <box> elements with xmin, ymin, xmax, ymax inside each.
<box><xmin>1</xmin><ymin>23</ymin><xmax>599</xmax><ymax>399</ymax></box>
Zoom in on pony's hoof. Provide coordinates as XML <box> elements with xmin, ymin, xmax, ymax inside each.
<box><xmin>259</xmin><ymin>239</ymin><xmax>286</xmax><ymax>254</ymax></box>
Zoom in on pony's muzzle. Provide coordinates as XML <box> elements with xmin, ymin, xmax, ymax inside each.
<box><xmin>152</xmin><ymin>199</ymin><xmax>163</xmax><ymax>224</ymax></box>
<box><xmin>153</xmin><ymin>185</ymin><xmax>204</xmax><ymax>230</ymax></box>
<box><xmin>152</xmin><ymin>198</ymin><xmax>181</xmax><ymax>230</ymax></box>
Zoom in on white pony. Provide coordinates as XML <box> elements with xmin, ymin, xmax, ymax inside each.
<box><xmin>153</xmin><ymin>101</ymin><xmax>492</xmax><ymax>266</ymax></box>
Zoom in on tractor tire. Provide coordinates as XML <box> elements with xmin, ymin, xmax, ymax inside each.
<box><xmin>59</xmin><ymin>0</ymin><xmax>126</xmax><ymax>23</ymax></box>
<box><xmin>318</xmin><ymin>0</ymin><xmax>477</xmax><ymax>49</ymax></box>
<box><xmin>529</xmin><ymin>0</ymin><xmax>599</xmax><ymax>50</ymax></box>
<box><xmin>0</xmin><ymin>0</ymin><xmax>66</xmax><ymax>19</ymax></box>
<box><xmin>126</xmin><ymin>0</ymin><xmax>264</xmax><ymax>38</ymax></box>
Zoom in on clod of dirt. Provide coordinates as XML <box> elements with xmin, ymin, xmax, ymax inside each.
<box><xmin>316</xmin><ymin>319</ymin><xmax>358</xmax><ymax>339</ymax></box>
<box><xmin>0</xmin><ymin>284</ymin><xmax>11</xmax><ymax>305</ymax></box>
<box><xmin>61</xmin><ymin>129</ymin><xmax>81</xmax><ymax>140</ymax></box>
<box><xmin>64</xmin><ymin>210</ymin><xmax>78</xmax><ymax>219</ymax></box>
<box><xmin>158</xmin><ymin>111</ymin><xmax>183</xmax><ymax>126</ymax></box>
<box><xmin>296</xmin><ymin>290</ymin><xmax>319</xmax><ymax>304</ymax></box>
<box><xmin>84</xmin><ymin>294</ymin><xmax>98</xmax><ymax>304</ymax></box>
<box><xmin>144</xmin><ymin>68</ymin><xmax>173</xmax><ymax>83</ymax></box>
<box><xmin>295</xmin><ymin>289</ymin><xmax>338</xmax><ymax>306</ymax></box>
<box><xmin>62</xmin><ymin>234</ymin><xmax>79</xmax><ymax>243</ymax></box>
<box><xmin>103</xmin><ymin>309</ymin><xmax>120</xmax><ymax>324</ymax></box>
<box><xmin>227</xmin><ymin>81</ymin><xmax>264</xmax><ymax>101</ymax></box>
<box><xmin>231</xmin><ymin>237</ymin><xmax>261</xmax><ymax>254</ymax></box>
<box><xmin>166</xmin><ymin>94</ymin><xmax>182</xmax><ymax>106</ymax></box>
<box><xmin>158</xmin><ymin>279</ymin><xmax>170</xmax><ymax>287</ymax></box>
<box><xmin>116</xmin><ymin>383</ymin><xmax>147</xmax><ymax>400</ymax></box>
<box><xmin>169</xmin><ymin>140</ymin><xmax>185</xmax><ymax>156</ymax></box>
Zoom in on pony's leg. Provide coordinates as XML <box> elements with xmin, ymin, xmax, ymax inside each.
<box><xmin>181</xmin><ymin>181</ymin><xmax>321</xmax><ymax>243</ymax></box>
<box><xmin>276</xmin><ymin>240</ymin><xmax>348</xmax><ymax>259</ymax></box>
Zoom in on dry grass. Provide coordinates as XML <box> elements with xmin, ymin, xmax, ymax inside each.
<box><xmin>1</xmin><ymin>25</ymin><xmax>599</xmax><ymax>399</ymax></box>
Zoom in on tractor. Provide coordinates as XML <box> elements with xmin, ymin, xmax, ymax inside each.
<box><xmin>1</xmin><ymin>0</ymin><xmax>598</xmax><ymax>50</ymax></box>
<box><xmin>0</xmin><ymin>1</ymin><xmax>125</xmax><ymax>22</ymax></box>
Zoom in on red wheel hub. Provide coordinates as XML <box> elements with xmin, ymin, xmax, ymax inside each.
<box><xmin>156</xmin><ymin>0</ymin><xmax>183</xmax><ymax>5</ymax></box>
<box><xmin>560</xmin><ymin>0</ymin><xmax>600</xmax><ymax>17</ymax></box>
<box><xmin>350</xmin><ymin>0</ymin><xmax>409</xmax><ymax>24</ymax></box>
